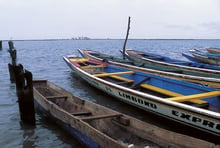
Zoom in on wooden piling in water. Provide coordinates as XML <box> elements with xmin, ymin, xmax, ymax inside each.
<box><xmin>14</xmin><ymin>64</ymin><xmax>36</xmax><ymax>125</ymax></box>
<box><xmin>7</xmin><ymin>41</ymin><xmax>35</xmax><ymax>125</ymax></box>
<box><xmin>8</xmin><ymin>42</ymin><xmax>17</xmax><ymax>82</ymax></box>
<box><xmin>8</xmin><ymin>64</ymin><xmax>16</xmax><ymax>82</ymax></box>
<box><xmin>0</xmin><ymin>40</ymin><xmax>2</xmax><ymax>50</ymax></box>
<box><xmin>8</xmin><ymin>40</ymin><xmax>14</xmax><ymax>50</ymax></box>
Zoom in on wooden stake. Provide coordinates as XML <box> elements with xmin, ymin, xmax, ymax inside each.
<box><xmin>0</xmin><ymin>40</ymin><xmax>2</xmax><ymax>50</ymax></box>
<box><xmin>14</xmin><ymin>64</ymin><xmax>36</xmax><ymax>125</ymax></box>
<box><xmin>8</xmin><ymin>40</ymin><xmax>14</xmax><ymax>50</ymax></box>
<box><xmin>122</xmin><ymin>16</ymin><xmax>131</xmax><ymax>59</ymax></box>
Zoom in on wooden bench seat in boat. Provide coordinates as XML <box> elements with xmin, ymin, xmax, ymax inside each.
<box><xmin>72</xmin><ymin>112</ymin><xmax>92</xmax><ymax>116</ymax></box>
<box><xmin>167</xmin><ymin>91</ymin><xmax>220</xmax><ymax>102</ymax></box>
<box><xmin>140</xmin><ymin>84</ymin><xmax>207</xmax><ymax>104</ymax></box>
<box><xmin>93</xmin><ymin>71</ymin><xmax>134</xmax><ymax>77</ymax></box>
<box><xmin>80</xmin><ymin>113</ymin><xmax>122</xmax><ymax>121</ymax></box>
<box><xmin>69</xmin><ymin>58</ymin><xmax>88</xmax><ymax>63</ymax></box>
<box><xmin>93</xmin><ymin>72</ymin><xmax>134</xmax><ymax>83</ymax></box>
<box><xmin>94</xmin><ymin>71</ymin><xmax>208</xmax><ymax>105</ymax></box>
<box><xmin>94</xmin><ymin>71</ymin><xmax>134</xmax><ymax>83</ymax></box>
<box><xmin>80</xmin><ymin>65</ymin><xmax>106</xmax><ymax>69</ymax></box>
<box><xmin>140</xmin><ymin>84</ymin><xmax>182</xmax><ymax>97</ymax></box>
<box><xmin>46</xmin><ymin>95</ymin><xmax>68</xmax><ymax>100</ymax></box>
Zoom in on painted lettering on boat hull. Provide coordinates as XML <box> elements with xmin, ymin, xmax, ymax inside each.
<box><xmin>77</xmin><ymin>71</ymin><xmax>220</xmax><ymax>135</ymax></box>
<box><xmin>172</xmin><ymin>110</ymin><xmax>220</xmax><ymax>132</ymax></box>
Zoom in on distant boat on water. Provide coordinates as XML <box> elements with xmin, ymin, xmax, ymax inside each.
<box><xmin>206</xmin><ymin>47</ymin><xmax>220</xmax><ymax>54</ymax></box>
<box><xmin>188</xmin><ymin>49</ymin><xmax>220</xmax><ymax>66</ymax></box>
<box><xmin>123</xmin><ymin>49</ymin><xmax>220</xmax><ymax>79</ymax></box>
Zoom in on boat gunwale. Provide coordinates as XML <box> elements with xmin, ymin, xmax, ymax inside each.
<box><xmin>64</xmin><ymin>56</ymin><xmax>220</xmax><ymax>119</ymax></box>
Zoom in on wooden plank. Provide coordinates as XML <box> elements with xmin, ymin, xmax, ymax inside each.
<box><xmin>140</xmin><ymin>84</ymin><xmax>183</xmax><ymax>97</ymax></box>
<box><xmin>167</xmin><ymin>91</ymin><xmax>220</xmax><ymax>102</ymax></box>
<box><xmin>46</xmin><ymin>95</ymin><xmax>68</xmax><ymax>100</ymax></box>
<box><xmin>95</xmin><ymin>72</ymin><xmax>133</xmax><ymax>82</ymax></box>
<box><xmin>69</xmin><ymin>58</ymin><xmax>88</xmax><ymax>63</ymax></box>
<box><xmin>140</xmin><ymin>84</ymin><xmax>207</xmax><ymax>104</ymax></box>
<box><xmin>109</xmin><ymin>75</ymin><xmax>134</xmax><ymax>82</ymax></box>
<box><xmin>80</xmin><ymin>113</ymin><xmax>122</xmax><ymax>121</ymax></box>
<box><xmin>93</xmin><ymin>71</ymin><xmax>134</xmax><ymax>77</ymax></box>
<box><xmin>80</xmin><ymin>65</ymin><xmax>106</xmax><ymax>69</ymax></box>
<box><xmin>72</xmin><ymin>112</ymin><xmax>92</xmax><ymax>116</ymax></box>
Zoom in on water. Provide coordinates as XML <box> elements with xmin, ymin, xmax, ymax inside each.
<box><xmin>0</xmin><ymin>39</ymin><xmax>219</xmax><ymax>147</ymax></box>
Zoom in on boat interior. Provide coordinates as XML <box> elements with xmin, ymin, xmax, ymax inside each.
<box><xmin>33</xmin><ymin>80</ymin><xmax>157</xmax><ymax>147</ymax></box>
<box><xmin>72</xmin><ymin>58</ymin><xmax>220</xmax><ymax>112</ymax></box>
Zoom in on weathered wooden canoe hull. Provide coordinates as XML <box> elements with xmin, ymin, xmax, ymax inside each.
<box><xmin>124</xmin><ymin>49</ymin><xmax>220</xmax><ymax>78</ymax></box>
<box><xmin>33</xmin><ymin>81</ymin><xmax>98</xmax><ymax>148</ymax></box>
<box><xmin>34</xmin><ymin>99</ymin><xmax>98</xmax><ymax>148</ymax></box>
<box><xmin>33</xmin><ymin>80</ymin><xmax>219</xmax><ymax>147</ymax></box>
<box><xmin>63</xmin><ymin>56</ymin><xmax>220</xmax><ymax>138</ymax></box>
<box><xmin>79</xmin><ymin>49</ymin><xmax>220</xmax><ymax>88</ymax></box>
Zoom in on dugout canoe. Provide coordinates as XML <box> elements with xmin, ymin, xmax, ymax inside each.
<box><xmin>63</xmin><ymin>55</ymin><xmax>220</xmax><ymax>141</ymax></box>
<box><xmin>189</xmin><ymin>49</ymin><xmax>220</xmax><ymax>66</ymax></box>
<box><xmin>33</xmin><ymin>80</ymin><xmax>219</xmax><ymax>147</ymax></box>
<box><xmin>78</xmin><ymin>49</ymin><xmax>220</xmax><ymax>88</ymax></box>
<box><xmin>206</xmin><ymin>47</ymin><xmax>220</xmax><ymax>54</ymax></box>
<box><xmin>123</xmin><ymin>49</ymin><xmax>220</xmax><ymax>79</ymax></box>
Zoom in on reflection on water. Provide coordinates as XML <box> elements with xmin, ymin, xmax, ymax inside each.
<box><xmin>0</xmin><ymin>39</ymin><xmax>219</xmax><ymax>147</ymax></box>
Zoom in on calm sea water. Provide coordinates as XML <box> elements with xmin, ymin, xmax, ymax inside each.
<box><xmin>0</xmin><ymin>39</ymin><xmax>219</xmax><ymax>147</ymax></box>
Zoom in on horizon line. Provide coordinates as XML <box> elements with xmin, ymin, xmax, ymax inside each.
<box><xmin>1</xmin><ymin>38</ymin><xmax>220</xmax><ymax>41</ymax></box>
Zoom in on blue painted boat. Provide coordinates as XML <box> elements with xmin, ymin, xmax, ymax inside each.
<box><xmin>79</xmin><ymin>49</ymin><xmax>220</xmax><ymax>88</ymax></box>
<box><xmin>63</xmin><ymin>55</ymin><xmax>220</xmax><ymax>139</ymax></box>
<box><xmin>182</xmin><ymin>52</ymin><xmax>201</xmax><ymax>63</ymax></box>
<box><xmin>123</xmin><ymin>49</ymin><xmax>220</xmax><ymax>79</ymax></box>
<box><xmin>189</xmin><ymin>49</ymin><xmax>220</xmax><ymax>66</ymax></box>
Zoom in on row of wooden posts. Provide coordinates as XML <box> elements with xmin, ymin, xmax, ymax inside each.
<box><xmin>0</xmin><ymin>40</ymin><xmax>15</xmax><ymax>50</ymax></box>
<box><xmin>7</xmin><ymin>41</ymin><xmax>36</xmax><ymax>125</ymax></box>
<box><xmin>3</xmin><ymin>16</ymin><xmax>130</xmax><ymax>126</ymax></box>
<box><xmin>0</xmin><ymin>40</ymin><xmax>14</xmax><ymax>50</ymax></box>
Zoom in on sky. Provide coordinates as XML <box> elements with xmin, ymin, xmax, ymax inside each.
<box><xmin>0</xmin><ymin>0</ymin><xmax>220</xmax><ymax>40</ymax></box>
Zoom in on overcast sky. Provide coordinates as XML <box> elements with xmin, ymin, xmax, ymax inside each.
<box><xmin>0</xmin><ymin>0</ymin><xmax>220</xmax><ymax>40</ymax></box>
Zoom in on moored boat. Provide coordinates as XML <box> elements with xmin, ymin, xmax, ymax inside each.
<box><xmin>206</xmin><ymin>47</ymin><xmax>220</xmax><ymax>54</ymax></box>
<box><xmin>123</xmin><ymin>49</ymin><xmax>220</xmax><ymax>79</ymax></box>
<box><xmin>79</xmin><ymin>49</ymin><xmax>220</xmax><ymax>88</ymax></box>
<box><xmin>33</xmin><ymin>80</ymin><xmax>218</xmax><ymax>147</ymax></box>
<box><xmin>63</xmin><ymin>55</ymin><xmax>220</xmax><ymax>141</ymax></box>
<box><xmin>189</xmin><ymin>49</ymin><xmax>220</xmax><ymax>66</ymax></box>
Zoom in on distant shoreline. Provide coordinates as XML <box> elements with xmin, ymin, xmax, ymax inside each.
<box><xmin>1</xmin><ymin>38</ymin><xmax>220</xmax><ymax>41</ymax></box>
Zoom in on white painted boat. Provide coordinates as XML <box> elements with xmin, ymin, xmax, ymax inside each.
<box><xmin>63</xmin><ymin>55</ymin><xmax>220</xmax><ymax>141</ymax></box>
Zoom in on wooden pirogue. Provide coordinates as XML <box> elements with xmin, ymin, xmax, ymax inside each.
<box><xmin>189</xmin><ymin>49</ymin><xmax>220</xmax><ymax>66</ymax></box>
<box><xmin>78</xmin><ymin>49</ymin><xmax>220</xmax><ymax>88</ymax></box>
<box><xmin>63</xmin><ymin>55</ymin><xmax>220</xmax><ymax>142</ymax></box>
<box><xmin>123</xmin><ymin>49</ymin><xmax>220</xmax><ymax>79</ymax></box>
<box><xmin>206</xmin><ymin>47</ymin><xmax>220</xmax><ymax>54</ymax></box>
<box><xmin>33</xmin><ymin>80</ymin><xmax>219</xmax><ymax>147</ymax></box>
